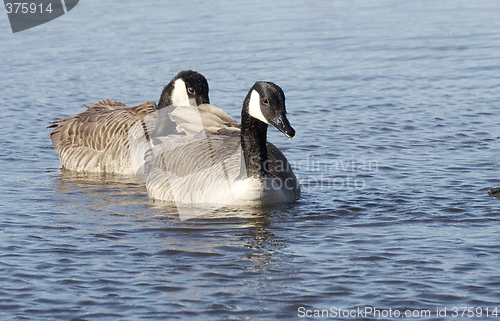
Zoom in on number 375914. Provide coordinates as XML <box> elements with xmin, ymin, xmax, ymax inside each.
<box><xmin>5</xmin><ymin>3</ymin><xmax>54</xmax><ymax>14</ymax></box>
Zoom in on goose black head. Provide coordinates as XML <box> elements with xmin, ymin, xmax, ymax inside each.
<box><xmin>157</xmin><ymin>70</ymin><xmax>210</xmax><ymax>109</ymax></box>
<box><xmin>244</xmin><ymin>81</ymin><xmax>295</xmax><ymax>138</ymax></box>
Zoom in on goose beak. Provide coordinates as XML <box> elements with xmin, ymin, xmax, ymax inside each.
<box><xmin>272</xmin><ymin>112</ymin><xmax>295</xmax><ymax>138</ymax></box>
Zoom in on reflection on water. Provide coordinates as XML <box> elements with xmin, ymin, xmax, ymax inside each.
<box><xmin>44</xmin><ymin>170</ymin><xmax>293</xmax><ymax>320</ymax></box>
<box><xmin>55</xmin><ymin>170</ymin><xmax>290</xmax><ymax>269</ymax></box>
<box><xmin>56</xmin><ymin>170</ymin><xmax>282</xmax><ymax>221</ymax></box>
<box><xmin>55</xmin><ymin>170</ymin><xmax>153</xmax><ymax>215</ymax></box>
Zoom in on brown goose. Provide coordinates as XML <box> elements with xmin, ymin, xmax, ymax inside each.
<box><xmin>48</xmin><ymin>70</ymin><xmax>210</xmax><ymax>175</ymax></box>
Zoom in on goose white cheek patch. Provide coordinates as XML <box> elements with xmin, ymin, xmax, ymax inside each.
<box><xmin>248</xmin><ymin>90</ymin><xmax>269</xmax><ymax>124</ymax></box>
<box><xmin>170</xmin><ymin>79</ymin><xmax>193</xmax><ymax>106</ymax></box>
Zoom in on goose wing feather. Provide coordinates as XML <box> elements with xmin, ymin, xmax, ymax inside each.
<box><xmin>146</xmin><ymin>133</ymin><xmax>243</xmax><ymax>203</ymax></box>
<box><xmin>266</xmin><ymin>142</ymin><xmax>301</xmax><ymax>199</ymax></box>
<box><xmin>49</xmin><ymin>100</ymin><xmax>157</xmax><ymax>173</ymax></box>
<box><xmin>169</xmin><ymin>104</ymin><xmax>239</xmax><ymax>136</ymax></box>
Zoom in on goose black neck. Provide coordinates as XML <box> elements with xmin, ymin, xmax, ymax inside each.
<box><xmin>240</xmin><ymin>112</ymin><xmax>269</xmax><ymax>179</ymax></box>
<box><xmin>151</xmin><ymin>82</ymin><xmax>179</xmax><ymax>137</ymax></box>
<box><xmin>157</xmin><ymin>83</ymin><xmax>174</xmax><ymax>110</ymax></box>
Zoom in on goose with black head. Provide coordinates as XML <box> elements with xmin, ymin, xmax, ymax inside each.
<box><xmin>145</xmin><ymin>81</ymin><xmax>300</xmax><ymax>206</ymax></box>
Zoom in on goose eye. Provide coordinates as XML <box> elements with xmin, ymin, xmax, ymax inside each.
<box><xmin>187</xmin><ymin>87</ymin><xmax>195</xmax><ymax>95</ymax></box>
<box><xmin>262</xmin><ymin>98</ymin><xmax>270</xmax><ymax>105</ymax></box>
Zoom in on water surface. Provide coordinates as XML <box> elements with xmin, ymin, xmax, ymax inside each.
<box><xmin>1</xmin><ymin>0</ymin><xmax>500</xmax><ymax>320</ymax></box>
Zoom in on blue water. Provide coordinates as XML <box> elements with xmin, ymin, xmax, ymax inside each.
<box><xmin>1</xmin><ymin>0</ymin><xmax>500</xmax><ymax>320</ymax></box>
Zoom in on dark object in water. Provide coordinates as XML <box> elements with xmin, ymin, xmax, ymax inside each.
<box><xmin>488</xmin><ymin>187</ymin><xmax>500</xmax><ymax>199</ymax></box>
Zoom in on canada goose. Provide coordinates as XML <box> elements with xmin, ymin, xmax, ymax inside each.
<box><xmin>145</xmin><ymin>81</ymin><xmax>300</xmax><ymax>207</ymax></box>
<box><xmin>48</xmin><ymin>70</ymin><xmax>210</xmax><ymax>175</ymax></box>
